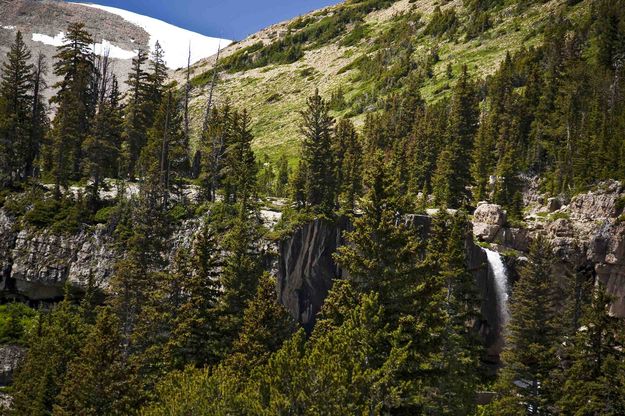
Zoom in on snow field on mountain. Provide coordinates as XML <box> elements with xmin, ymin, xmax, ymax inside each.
<box><xmin>73</xmin><ymin>3</ymin><xmax>231</xmax><ymax>69</ymax></box>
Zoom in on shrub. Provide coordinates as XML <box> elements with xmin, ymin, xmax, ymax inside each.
<box><xmin>94</xmin><ymin>205</ymin><xmax>118</xmax><ymax>224</ymax></box>
<box><xmin>24</xmin><ymin>196</ymin><xmax>93</xmax><ymax>234</ymax></box>
<box><xmin>424</xmin><ymin>6</ymin><xmax>459</xmax><ymax>37</ymax></box>
<box><xmin>549</xmin><ymin>211</ymin><xmax>570</xmax><ymax>222</ymax></box>
<box><xmin>169</xmin><ymin>204</ymin><xmax>190</xmax><ymax>222</ymax></box>
<box><xmin>23</xmin><ymin>198</ymin><xmax>60</xmax><ymax>228</ymax></box>
<box><xmin>0</xmin><ymin>303</ymin><xmax>38</xmax><ymax>345</ymax></box>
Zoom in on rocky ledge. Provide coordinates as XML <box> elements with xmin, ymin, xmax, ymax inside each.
<box><xmin>1</xmin><ymin>180</ymin><xmax>624</xmax><ymax>325</ymax></box>
<box><xmin>473</xmin><ymin>180</ymin><xmax>625</xmax><ymax>317</ymax></box>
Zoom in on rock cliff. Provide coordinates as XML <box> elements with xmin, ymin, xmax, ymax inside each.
<box><xmin>0</xmin><ymin>208</ymin><xmax>201</xmax><ymax>302</ymax></box>
<box><xmin>474</xmin><ymin>180</ymin><xmax>625</xmax><ymax>317</ymax></box>
<box><xmin>277</xmin><ymin>215</ymin><xmax>503</xmax><ymax>356</ymax></box>
<box><xmin>0</xmin><ymin>344</ymin><xmax>25</xmax><ymax>386</ymax></box>
<box><xmin>1</xmin><ymin>180</ymin><xmax>624</xmax><ymax>336</ymax></box>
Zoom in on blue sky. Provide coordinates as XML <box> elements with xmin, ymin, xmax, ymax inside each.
<box><xmin>73</xmin><ymin>1</ymin><xmax>341</xmax><ymax>40</ymax></box>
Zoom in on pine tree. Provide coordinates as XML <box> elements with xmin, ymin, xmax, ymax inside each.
<box><xmin>108</xmin><ymin>195</ymin><xmax>169</xmax><ymax>360</ymax></box>
<box><xmin>221</xmin><ymin>110</ymin><xmax>257</xmax><ymax>206</ymax></box>
<box><xmin>471</xmin><ymin>110</ymin><xmax>497</xmax><ymax>202</ymax></box>
<box><xmin>30</xmin><ymin>53</ymin><xmax>49</xmax><ymax>178</ymax></box>
<box><xmin>224</xmin><ymin>272</ymin><xmax>297</xmax><ymax>377</ymax></box>
<box><xmin>147</xmin><ymin>41</ymin><xmax>167</xmax><ymax>117</ymax></box>
<box><xmin>557</xmin><ymin>284</ymin><xmax>625</xmax><ymax>415</ymax></box>
<box><xmin>48</xmin><ymin>23</ymin><xmax>96</xmax><ymax>195</ymax></box>
<box><xmin>334</xmin><ymin>149</ymin><xmax>423</xmax><ymax>319</ymax></box>
<box><xmin>82</xmin><ymin>76</ymin><xmax>123</xmax><ymax>205</ymax></box>
<box><xmin>493</xmin><ymin>237</ymin><xmax>561</xmax><ymax>414</ymax></box>
<box><xmin>409</xmin><ymin>102</ymin><xmax>447</xmax><ymax>196</ymax></box>
<box><xmin>137</xmin><ymin>88</ymin><xmax>187</xmax><ymax>208</ymax></box>
<box><xmin>0</xmin><ymin>31</ymin><xmax>33</xmax><ymax>186</ymax></box>
<box><xmin>124</xmin><ymin>49</ymin><xmax>150</xmax><ymax>177</ymax></box>
<box><xmin>333</xmin><ymin>118</ymin><xmax>362</xmax><ymax>211</ymax></box>
<box><xmin>493</xmin><ymin>140</ymin><xmax>523</xmax><ymax>219</ymax></box>
<box><xmin>214</xmin><ymin>209</ymin><xmax>263</xmax><ymax>359</ymax></box>
<box><xmin>11</xmin><ymin>294</ymin><xmax>87</xmax><ymax>416</ymax></box>
<box><xmin>275</xmin><ymin>154</ymin><xmax>290</xmax><ymax>197</ymax></box>
<box><xmin>54</xmin><ymin>307</ymin><xmax>137</xmax><ymax>416</ymax></box>
<box><xmin>427</xmin><ymin>211</ymin><xmax>483</xmax><ymax>414</ymax></box>
<box><xmin>432</xmin><ymin>65</ymin><xmax>479</xmax><ymax>208</ymax></box>
<box><xmin>168</xmin><ymin>221</ymin><xmax>223</xmax><ymax>368</ymax></box>
<box><xmin>333</xmin><ymin>150</ymin><xmax>449</xmax><ymax>413</ymax></box>
<box><xmin>299</xmin><ymin>89</ymin><xmax>336</xmax><ymax>214</ymax></box>
<box><xmin>291</xmin><ymin>159</ymin><xmax>307</xmax><ymax>209</ymax></box>
<box><xmin>199</xmin><ymin>105</ymin><xmax>233</xmax><ymax>202</ymax></box>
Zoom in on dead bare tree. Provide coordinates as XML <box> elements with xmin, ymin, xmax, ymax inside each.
<box><xmin>202</xmin><ymin>42</ymin><xmax>222</xmax><ymax>135</ymax></box>
<box><xmin>184</xmin><ymin>43</ymin><xmax>191</xmax><ymax>146</ymax></box>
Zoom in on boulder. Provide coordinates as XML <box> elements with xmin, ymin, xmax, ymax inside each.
<box><xmin>568</xmin><ymin>185</ymin><xmax>623</xmax><ymax>219</ymax></box>
<box><xmin>546</xmin><ymin>197</ymin><xmax>562</xmax><ymax>212</ymax></box>
<box><xmin>547</xmin><ymin>218</ymin><xmax>574</xmax><ymax>238</ymax></box>
<box><xmin>473</xmin><ymin>204</ymin><xmax>507</xmax><ymax>226</ymax></box>
<box><xmin>473</xmin><ymin>223</ymin><xmax>501</xmax><ymax>242</ymax></box>
<box><xmin>473</xmin><ymin>204</ymin><xmax>506</xmax><ymax>243</ymax></box>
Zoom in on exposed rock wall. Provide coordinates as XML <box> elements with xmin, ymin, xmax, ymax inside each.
<box><xmin>277</xmin><ymin>218</ymin><xmax>348</xmax><ymax>330</ymax></box>
<box><xmin>0</xmin><ymin>345</ymin><xmax>25</xmax><ymax>386</ymax></box>
<box><xmin>0</xmin><ymin>208</ymin><xmax>201</xmax><ymax>301</ymax></box>
<box><xmin>2</xmin><ymin>180</ymin><xmax>625</xmax><ymax>332</ymax></box>
<box><xmin>475</xmin><ymin>180</ymin><xmax>625</xmax><ymax>317</ymax></box>
<box><xmin>276</xmin><ymin>215</ymin><xmax>502</xmax><ymax>351</ymax></box>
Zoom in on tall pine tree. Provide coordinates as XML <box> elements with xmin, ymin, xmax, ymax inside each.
<box><xmin>0</xmin><ymin>31</ymin><xmax>34</xmax><ymax>186</ymax></box>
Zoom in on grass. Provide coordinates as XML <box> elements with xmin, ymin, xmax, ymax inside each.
<box><xmin>186</xmin><ymin>0</ymin><xmax>572</xmax><ymax>163</ymax></box>
<box><xmin>549</xmin><ymin>211</ymin><xmax>571</xmax><ymax>222</ymax></box>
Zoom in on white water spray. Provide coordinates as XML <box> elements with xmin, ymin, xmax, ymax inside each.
<box><xmin>485</xmin><ymin>249</ymin><xmax>510</xmax><ymax>328</ymax></box>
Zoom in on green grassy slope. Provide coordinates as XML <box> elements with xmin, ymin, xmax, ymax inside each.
<box><xmin>179</xmin><ymin>0</ymin><xmax>584</xmax><ymax>164</ymax></box>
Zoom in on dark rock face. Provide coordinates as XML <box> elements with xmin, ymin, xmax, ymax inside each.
<box><xmin>277</xmin><ymin>218</ymin><xmax>349</xmax><ymax>330</ymax></box>
<box><xmin>0</xmin><ymin>345</ymin><xmax>26</xmax><ymax>386</ymax></box>
<box><xmin>277</xmin><ymin>216</ymin><xmax>502</xmax><ymax>351</ymax></box>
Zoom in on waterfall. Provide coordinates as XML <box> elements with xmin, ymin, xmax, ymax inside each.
<box><xmin>485</xmin><ymin>248</ymin><xmax>510</xmax><ymax>329</ymax></box>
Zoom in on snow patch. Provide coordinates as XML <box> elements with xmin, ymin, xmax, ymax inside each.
<box><xmin>72</xmin><ymin>3</ymin><xmax>231</xmax><ymax>69</ymax></box>
<box><xmin>93</xmin><ymin>39</ymin><xmax>136</xmax><ymax>60</ymax></box>
<box><xmin>32</xmin><ymin>32</ymin><xmax>136</xmax><ymax>60</ymax></box>
<box><xmin>2</xmin><ymin>25</ymin><xmax>16</xmax><ymax>30</ymax></box>
<box><xmin>32</xmin><ymin>32</ymin><xmax>65</xmax><ymax>47</ymax></box>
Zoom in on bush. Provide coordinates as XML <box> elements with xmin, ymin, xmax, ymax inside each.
<box><xmin>340</xmin><ymin>22</ymin><xmax>370</xmax><ymax>46</ymax></box>
<box><xmin>169</xmin><ymin>204</ymin><xmax>190</xmax><ymax>222</ymax></box>
<box><xmin>94</xmin><ymin>205</ymin><xmax>118</xmax><ymax>224</ymax></box>
<box><xmin>24</xmin><ymin>196</ymin><xmax>93</xmax><ymax>234</ymax></box>
<box><xmin>0</xmin><ymin>303</ymin><xmax>38</xmax><ymax>345</ymax></box>
<box><xmin>549</xmin><ymin>211</ymin><xmax>570</xmax><ymax>222</ymax></box>
<box><xmin>2</xmin><ymin>187</ymin><xmax>45</xmax><ymax>218</ymax></box>
<box><xmin>23</xmin><ymin>198</ymin><xmax>60</xmax><ymax>228</ymax></box>
<box><xmin>424</xmin><ymin>6</ymin><xmax>459</xmax><ymax>37</ymax></box>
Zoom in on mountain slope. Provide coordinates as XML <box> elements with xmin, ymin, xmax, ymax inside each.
<box><xmin>73</xmin><ymin>3</ymin><xmax>231</xmax><ymax>69</ymax></box>
<box><xmin>181</xmin><ymin>0</ymin><xmax>585</xmax><ymax>162</ymax></box>
<box><xmin>0</xmin><ymin>0</ymin><xmax>230</xmax><ymax>97</ymax></box>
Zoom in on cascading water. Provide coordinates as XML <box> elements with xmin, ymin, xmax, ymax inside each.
<box><xmin>485</xmin><ymin>248</ymin><xmax>510</xmax><ymax>330</ymax></box>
